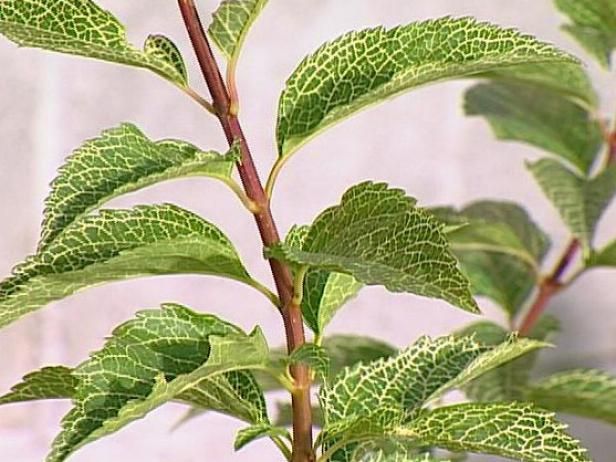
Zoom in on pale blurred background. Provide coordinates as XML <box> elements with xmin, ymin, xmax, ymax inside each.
<box><xmin>0</xmin><ymin>1</ymin><xmax>615</xmax><ymax>461</ymax></box>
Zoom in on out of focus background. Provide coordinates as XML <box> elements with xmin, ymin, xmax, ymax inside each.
<box><xmin>0</xmin><ymin>1</ymin><xmax>615</xmax><ymax>461</ymax></box>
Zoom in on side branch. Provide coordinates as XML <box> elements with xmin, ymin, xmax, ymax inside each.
<box><xmin>518</xmin><ymin>239</ymin><xmax>580</xmax><ymax>335</ymax></box>
<box><xmin>177</xmin><ymin>1</ymin><xmax>314</xmax><ymax>460</ymax></box>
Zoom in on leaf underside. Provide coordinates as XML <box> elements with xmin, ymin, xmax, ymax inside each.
<box><xmin>465</xmin><ymin>81</ymin><xmax>602</xmax><ymax>174</ymax></box>
<box><xmin>527</xmin><ymin>368</ymin><xmax>616</xmax><ymax>426</ymax></box>
<box><xmin>208</xmin><ymin>0</ymin><xmax>269</xmax><ymax>63</ymax></box>
<box><xmin>433</xmin><ymin>201</ymin><xmax>549</xmax><ymax>316</ymax></box>
<box><xmin>285</xmin><ymin>225</ymin><xmax>363</xmax><ymax>335</ymax></box>
<box><xmin>528</xmin><ymin>159</ymin><xmax>616</xmax><ymax>250</ymax></box>
<box><xmin>0</xmin><ymin>367</ymin><xmax>77</xmax><ymax>405</ymax></box>
<box><xmin>555</xmin><ymin>0</ymin><xmax>616</xmax><ymax>68</ymax></box>
<box><xmin>590</xmin><ymin>240</ymin><xmax>616</xmax><ymax>267</ymax></box>
<box><xmin>477</xmin><ymin>61</ymin><xmax>598</xmax><ymax>109</ymax></box>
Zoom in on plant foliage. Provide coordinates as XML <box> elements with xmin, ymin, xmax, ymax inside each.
<box><xmin>0</xmin><ymin>1</ymin><xmax>614</xmax><ymax>462</ymax></box>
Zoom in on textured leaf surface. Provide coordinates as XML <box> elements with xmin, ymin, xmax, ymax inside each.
<box><xmin>276</xmin><ymin>16</ymin><xmax>575</xmax><ymax>157</ymax></box>
<box><xmin>589</xmin><ymin>240</ymin><xmax>616</xmax><ymax>267</ymax></box>
<box><xmin>458</xmin><ymin>317</ymin><xmax>560</xmax><ymax>402</ymax></box>
<box><xmin>398</xmin><ymin>403</ymin><xmax>589</xmax><ymax>462</ymax></box>
<box><xmin>528</xmin><ymin>159</ymin><xmax>616</xmax><ymax>250</ymax></box>
<box><xmin>234</xmin><ymin>423</ymin><xmax>289</xmax><ymax>451</ymax></box>
<box><xmin>209</xmin><ymin>0</ymin><xmax>268</xmax><ymax>62</ymax></box>
<box><xmin>48</xmin><ymin>305</ymin><xmax>270</xmax><ymax>462</ymax></box>
<box><xmin>323</xmin><ymin>335</ymin><xmax>397</xmax><ymax>381</ymax></box>
<box><xmin>269</xmin><ymin>182</ymin><xmax>478</xmax><ymax>313</ymax></box>
<box><xmin>0</xmin><ymin>366</ymin><xmax>267</xmax><ymax>430</ymax></box>
<box><xmin>285</xmin><ymin>226</ymin><xmax>363</xmax><ymax>335</ymax></box>
<box><xmin>40</xmin><ymin>124</ymin><xmax>238</xmax><ymax>249</ymax></box>
<box><xmin>465</xmin><ymin>81</ymin><xmax>602</xmax><ymax>174</ymax></box>
<box><xmin>177</xmin><ymin>370</ymin><xmax>267</xmax><ymax>424</ymax></box>
<box><xmin>289</xmin><ymin>343</ymin><xmax>330</xmax><ymax>380</ymax></box>
<box><xmin>433</xmin><ymin>201</ymin><xmax>549</xmax><ymax>316</ymax></box>
<box><xmin>258</xmin><ymin>335</ymin><xmax>396</xmax><ymax>392</ymax></box>
<box><xmin>426</xmin><ymin>334</ymin><xmax>549</xmax><ymax>404</ymax></box>
<box><xmin>0</xmin><ymin>367</ymin><xmax>76</xmax><ymax>404</ymax></box>
<box><xmin>0</xmin><ymin>204</ymin><xmax>253</xmax><ymax>328</ymax></box>
<box><xmin>361</xmin><ymin>450</ymin><xmax>446</xmax><ymax>462</ymax></box>
<box><xmin>320</xmin><ymin>334</ymin><xmax>552</xmax><ymax>461</ymax></box>
<box><xmin>555</xmin><ymin>0</ymin><xmax>616</xmax><ymax>68</ymax></box>
<box><xmin>527</xmin><ymin>369</ymin><xmax>616</xmax><ymax>425</ymax></box>
<box><xmin>0</xmin><ymin>0</ymin><xmax>188</xmax><ymax>86</ymax></box>
<box><xmin>303</xmin><ymin>270</ymin><xmax>363</xmax><ymax>335</ymax></box>
<box><xmin>320</xmin><ymin>336</ymin><xmax>486</xmax><ymax>425</ymax></box>
<box><xmin>478</xmin><ymin>61</ymin><xmax>597</xmax><ymax>109</ymax></box>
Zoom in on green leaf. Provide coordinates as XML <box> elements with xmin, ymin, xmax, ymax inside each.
<box><xmin>0</xmin><ymin>204</ymin><xmax>254</xmax><ymax>328</ymax></box>
<box><xmin>143</xmin><ymin>35</ymin><xmax>188</xmax><ymax>84</ymax></box>
<box><xmin>425</xmin><ymin>334</ymin><xmax>549</xmax><ymax>404</ymax></box>
<box><xmin>320</xmin><ymin>334</ymin><xmax>550</xmax><ymax>461</ymax></box>
<box><xmin>478</xmin><ymin>61</ymin><xmax>598</xmax><ymax>109</ymax></box>
<box><xmin>589</xmin><ymin>240</ymin><xmax>616</xmax><ymax>267</ymax></box>
<box><xmin>289</xmin><ymin>343</ymin><xmax>331</xmax><ymax>380</ymax></box>
<box><xmin>285</xmin><ymin>226</ymin><xmax>363</xmax><ymax>336</ymax></box>
<box><xmin>359</xmin><ymin>450</ymin><xmax>446</xmax><ymax>462</ymax></box>
<box><xmin>344</xmin><ymin>439</ymin><xmax>448</xmax><ymax>462</ymax></box>
<box><xmin>527</xmin><ymin>369</ymin><xmax>616</xmax><ymax>426</ymax></box>
<box><xmin>528</xmin><ymin>159</ymin><xmax>616</xmax><ymax>250</ymax></box>
<box><xmin>323</xmin><ymin>335</ymin><xmax>397</xmax><ymax>380</ymax></box>
<box><xmin>257</xmin><ymin>335</ymin><xmax>397</xmax><ymax>392</ymax></box>
<box><xmin>397</xmin><ymin>402</ymin><xmax>589</xmax><ymax>462</ymax></box>
<box><xmin>209</xmin><ymin>0</ymin><xmax>269</xmax><ymax>64</ymax></box>
<box><xmin>320</xmin><ymin>336</ymin><xmax>486</xmax><ymax>426</ymax></box>
<box><xmin>234</xmin><ymin>423</ymin><xmax>290</xmax><ymax>451</ymax></box>
<box><xmin>321</xmin><ymin>407</ymin><xmax>407</xmax><ymax>461</ymax></box>
<box><xmin>555</xmin><ymin>0</ymin><xmax>616</xmax><ymax>68</ymax></box>
<box><xmin>0</xmin><ymin>367</ymin><xmax>269</xmax><ymax>429</ymax></box>
<box><xmin>268</xmin><ymin>182</ymin><xmax>479</xmax><ymax>313</ymax></box>
<box><xmin>0</xmin><ymin>366</ymin><xmax>268</xmax><ymax>430</ymax></box>
<box><xmin>175</xmin><ymin>370</ymin><xmax>268</xmax><ymax>425</ymax></box>
<box><xmin>303</xmin><ymin>271</ymin><xmax>363</xmax><ymax>336</ymax></box>
<box><xmin>0</xmin><ymin>367</ymin><xmax>76</xmax><ymax>405</ymax></box>
<box><xmin>40</xmin><ymin>124</ymin><xmax>239</xmax><ymax>249</ymax></box>
<box><xmin>457</xmin><ymin>317</ymin><xmax>560</xmax><ymax>402</ymax></box>
<box><xmin>47</xmin><ymin>304</ymin><xmax>271</xmax><ymax>462</ymax></box>
<box><xmin>0</xmin><ymin>0</ymin><xmax>188</xmax><ymax>86</ymax></box>
<box><xmin>465</xmin><ymin>81</ymin><xmax>602</xmax><ymax>174</ymax></box>
<box><xmin>432</xmin><ymin>201</ymin><xmax>549</xmax><ymax>316</ymax></box>
<box><xmin>276</xmin><ymin>16</ymin><xmax>575</xmax><ymax>158</ymax></box>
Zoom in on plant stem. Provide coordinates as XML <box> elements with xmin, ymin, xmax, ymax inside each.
<box><xmin>519</xmin><ymin>111</ymin><xmax>616</xmax><ymax>336</ymax></box>
<box><xmin>608</xmin><ymin>131</ymin><xmax>616</xmax><ymax>166</ymax></box>
<box><xmin>177</xmin><ymin>2</ymin><xmax>314</xmax><ymax>460</ymax></box>
<box><xmin>518</xmin><ymin>239</ymin><xmax>580</xmax><ymax>335</ymax></box>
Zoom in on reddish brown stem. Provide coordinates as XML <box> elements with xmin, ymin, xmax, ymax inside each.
<box><xmin>177</xmin><ymin>2</ymin><xmax>314</xmax><ymax>461</ymax></box>
<box><xmin>518</xmin><ymin>239</ymin><xmax>580</xmax><ymax>335</ymax></box>
<box><xmin>609</xmin><ymin>132</ymin><xmax>616</xmax><ymax>165</ymax></box>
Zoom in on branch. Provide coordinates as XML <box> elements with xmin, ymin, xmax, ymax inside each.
<box><xmin>176</xmin><ymin>2</ymin><xmax>314</xmax><ymax>460</ymax></box>
<box><xmin>518</xmin><ymin>239</ymin><xmax>580</xmax><ymax>335</ymax></box>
